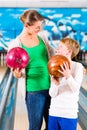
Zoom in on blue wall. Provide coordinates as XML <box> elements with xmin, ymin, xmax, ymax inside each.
<box><xmin>0</xmin><ymin>8</ymin><xmax>87</xmax><ymax>51</ymax></box>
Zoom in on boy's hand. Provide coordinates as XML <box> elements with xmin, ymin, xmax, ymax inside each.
<box><xmin>59</xmin><ymin>62</ymin><xmax>71</xmax><ymax>79</ymax></box>
<box><xmin>83</xmin><ymin>67</ymin><xmax>86</xmax><ymax>75</ymax></box>
<box><xmin>51</xmin><ymin>76</ymin><xmax>60</xmax><ymax>86</ymax></box>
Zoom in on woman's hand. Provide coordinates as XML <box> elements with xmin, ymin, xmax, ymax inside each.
<box><xmin>59</xmin><ymin>62</ymin><xmax>71</xmax><ymax>79</ymax></box>
<box><xmin>11</xmin><ymin>68</ymin><xmax>22</xmax><ymax>78</ymax></box>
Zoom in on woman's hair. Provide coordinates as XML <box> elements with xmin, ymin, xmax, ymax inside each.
<box><xmin>61</xmin><ymin>37</ymin><xmax>80</xmax><ymax>59</ymax></box>
<box><xmin>20</xmin><ymin>9</ymin><xmax>44</xmax><ymax>26</ymax></box>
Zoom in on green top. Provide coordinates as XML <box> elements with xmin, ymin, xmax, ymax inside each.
<box><xmin>22</xmin><ymin>36</ymin><xmax>50</xmax><ymax>92</ymax></box>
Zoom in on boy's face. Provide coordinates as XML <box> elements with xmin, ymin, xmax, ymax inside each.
<box><xmin>55</xmin><ymin>41</ymin><xmax>70</xmax><ymax>57</ymax></box>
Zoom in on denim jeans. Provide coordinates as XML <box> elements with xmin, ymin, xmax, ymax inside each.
<box><xmin>25</xmin><ymin>90</ymin><xmax>50</xmax><ymax>130</ymax></box>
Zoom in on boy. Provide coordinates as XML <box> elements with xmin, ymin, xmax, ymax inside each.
<box><xmin>48</xmin><ymin>38</ymin><xmax>84</xmax><ymax>130</ymax></box>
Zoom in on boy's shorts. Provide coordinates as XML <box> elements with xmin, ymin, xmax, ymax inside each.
<box><xmin>48</xmin><ymin>115</ymin><xmax>78</xmax><ymax>130</ymax></box>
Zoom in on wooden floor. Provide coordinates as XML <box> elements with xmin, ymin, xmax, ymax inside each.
<box><xmin>0</xmin><ymin>66</ymin><xmax>7</xmax><ymax>83</ymax></box>
<box><xmin>13</xmin><ymin>70</ymin><xmax>87</xmax><ymax>130</ymax></box>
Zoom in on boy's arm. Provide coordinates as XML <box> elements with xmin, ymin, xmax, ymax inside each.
<box><xmin>49</xmin><ymin>76</ymin><xmax>60</xmax><ymax>97</ymax></box>
<box><xmin>67</xmin><ymin>63</ymin><xmax>83</xmax><ymax>92</ymax></box>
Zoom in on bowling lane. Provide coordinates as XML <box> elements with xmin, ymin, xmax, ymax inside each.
<box><xmin>0</xmin><ymin>66</ymin><xmax>7</xmax><ymax>83</ymax></box>
<box><xmin>82</xmin><ymin>68</ymin><xmax>87</xmax><ymax>90</ymax></box>
<box><xmin>13</xmin><ymin>78</ymin><xmax>28</xmax><ymax>130</ymax></box>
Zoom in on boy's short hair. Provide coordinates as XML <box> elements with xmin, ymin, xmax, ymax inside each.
<box><xmin>61</xmin><ymin>37</ymin><xmax>80</xmax><ymax>59</ymax></box>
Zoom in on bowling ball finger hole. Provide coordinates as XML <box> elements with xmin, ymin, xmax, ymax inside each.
<box><xmin>16</xmin><ymin>58</ymin><xmax>22</xmax><ymax>64</ymax></box>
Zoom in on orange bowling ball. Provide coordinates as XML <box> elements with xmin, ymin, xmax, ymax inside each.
<box><xmin>48</xmin><ymin>55</ymin><xmax>70</xmax><ymax>78</ymax></box>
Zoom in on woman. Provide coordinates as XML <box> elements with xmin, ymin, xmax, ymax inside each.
<box><xmin>8</xmin><ymin>9</ymin><xmax>55</xmax><ymax>130</ymax></box>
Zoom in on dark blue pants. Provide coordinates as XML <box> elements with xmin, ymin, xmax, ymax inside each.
<box><xmin>25</xmin><ymin>90</ymin><xmax>50</xmax><ymax>130</ymax></box>
<box><xmin>48</xmin><ymin>116</ymin><xmax>78</xmax><ymax>130</ymax></box>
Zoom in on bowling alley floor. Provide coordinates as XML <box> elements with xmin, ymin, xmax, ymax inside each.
<box><xmin>0</xmin><ymin>64</ymin><xmax>86</xmax><ymax>130</ymax></box>
<box><xmin>0</xmin><ymin>66</ymin><xmax>7</xmax><ymax>83</ymax></box>
<box><xmin>13</xmin><ymin>69</ymin><xmax>87</xmax><ymax>130</ymax></box>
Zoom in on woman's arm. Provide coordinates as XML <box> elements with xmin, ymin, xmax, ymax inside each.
<box><xmin>7</xmin><ymin>38</ymin><xmax>26</xmax><ymax>78</ymax></box>
<box><xmin>38</xmin><ymin>31</ymin><xmax>55</xmax><ymax>58</ymax></box>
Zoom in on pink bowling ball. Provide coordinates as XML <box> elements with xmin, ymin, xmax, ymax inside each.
<box><xmin>6</xmin><ymin>47</ymin><xmax>29</xmax><ymax>69</ymax></box>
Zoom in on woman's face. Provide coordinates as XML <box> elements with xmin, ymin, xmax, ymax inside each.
<box><xmin>27</xmin><ymin>21</ymin><xmax>43</xmax><ymax>35</ymax></box>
